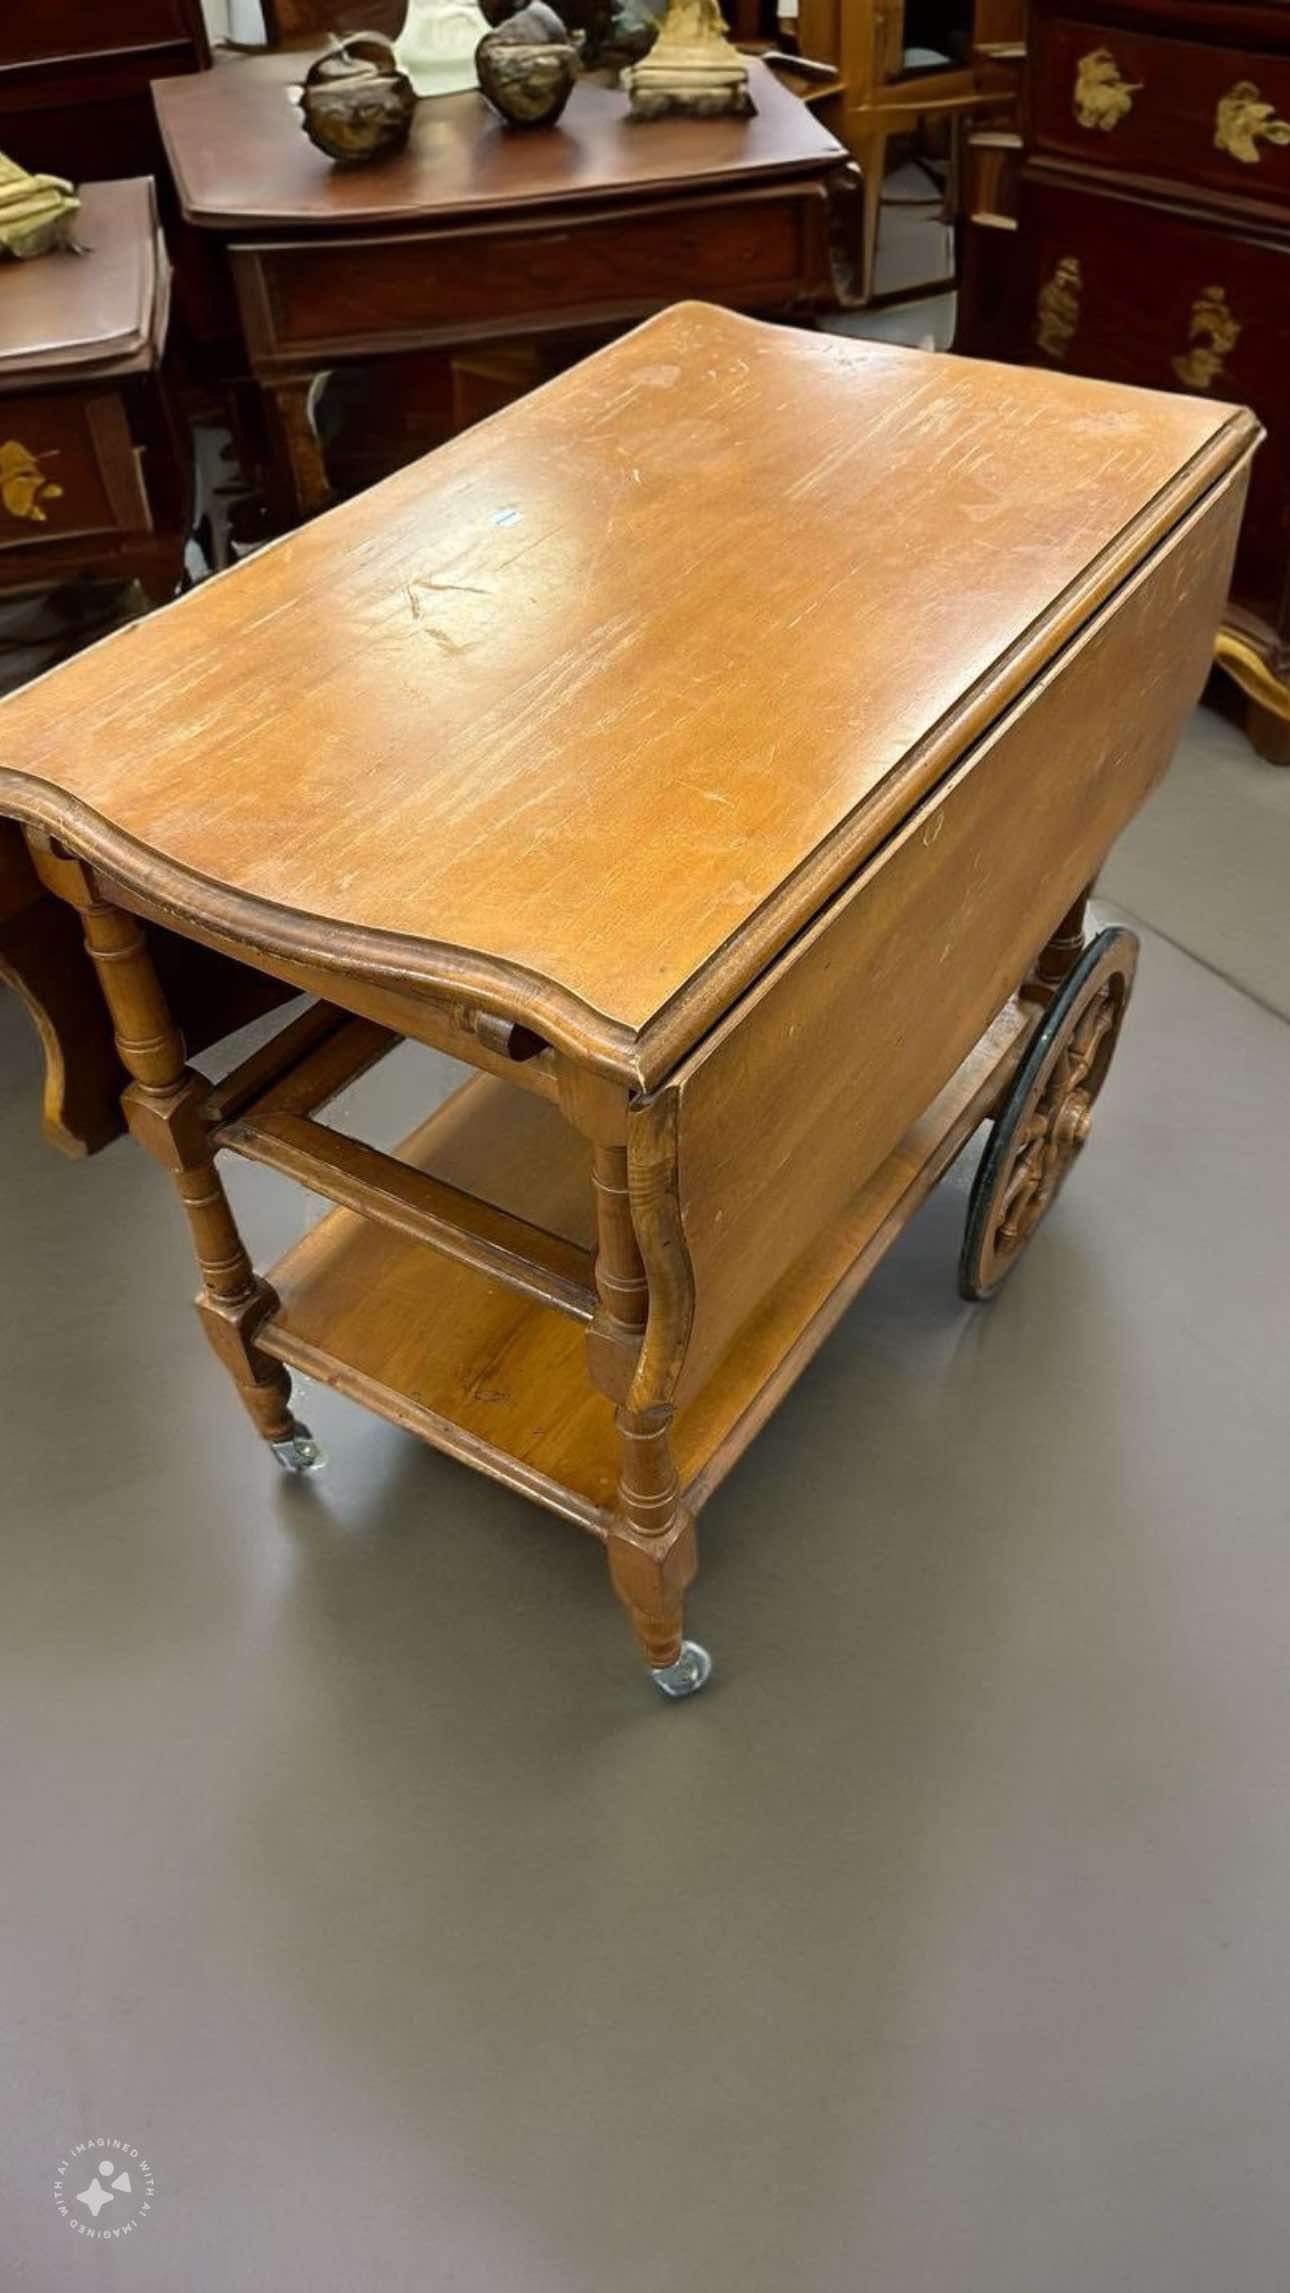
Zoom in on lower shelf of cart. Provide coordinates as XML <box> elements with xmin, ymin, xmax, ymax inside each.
<box><xmin>258</xmin><ymin>1000</ymin><xmax>1034</xmax><ymax>1534</ymax></box>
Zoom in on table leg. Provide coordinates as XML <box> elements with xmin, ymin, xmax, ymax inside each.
<box><xmin>586</xmin><ymin>1128</ymin><xmax>707</xmax><ymax>1694</ymax></box>
<box><xmin>1032</xmin><ymin>885</ymin><xmax>1092</xmax><ymax>992</ymax></box>
<box><xmin>29</xmin><ymin>845</ymin><xmax>319</xmax><ymax>1467</ymax></box>
<box><xmin>0</xmin><ymin>825</ymin><xmax>124</xmax><ymax>1156</ymax></box>
<box><xmin>608</xmin><ymin>1404</ymin><xmax>702</xmax><ymax>1689</ymax></box>
<box><xmin>265</xmin><ymin>375</ymin><xmax>332</xmax><ymax>523</ymax></box>
<box><xmin>852</xmin><ymin>129</ymin><xmax>888</xmax><ymax>306</ymax></box>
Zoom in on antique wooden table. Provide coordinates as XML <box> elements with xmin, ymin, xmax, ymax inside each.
<box><xmin>150</xmin><ymin>54</ymin><xmax>845</xmax><ymax>522</ymax></box>
<box><xmin>0</xmin><ymin>305</ymin><xmax>1255</xmax><ymax>1694</ymax></box>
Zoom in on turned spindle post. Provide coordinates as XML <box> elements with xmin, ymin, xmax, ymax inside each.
<box><xmin>611</xmin><ymin>1402</ymin><xmax>691</xmax><ymax>1669</ymax></box>
<box><xmin>563</xmin><ymin>1064</ymin><xmax>698</xmax><ymax>1676</ymax></box>
<box><xmin>1032</xmin><ymin>886</ymin><xmax>1092</xmax><ymax>992</ymax></box>
<box><xmin>598</xmin><ymin>1162</ymin><xmax>696</xmax><ymax>1673</ymax></box>
<box><xmin>30</xmin><ymin>844</ymin><xmax>298</xmax><ymax>1446</ymax></box>
<box><xmin>589</xmin><ymin>1139</ymin><xmax>649</xmax><ymax>1357</ymax></box>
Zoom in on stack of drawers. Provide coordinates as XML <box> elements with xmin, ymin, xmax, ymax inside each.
<box><xmin>961</xmin><ymin>2</ymin><xmax>1290</xmax><ymax>762</ymax></box>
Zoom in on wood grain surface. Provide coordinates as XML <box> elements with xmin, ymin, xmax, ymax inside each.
<box><xmin>152</xmin><ymin>54</ymin><xmax>842</xmax><ymax>229</ymax></box>
<box><xmin>254</xmin><ymin>1006</ymin><xmax>1037</xmax><ymax>1534</ymax></box>
<box><xmin>0</xmin><ymin>304</ymin><xmax>1257</xmax><ymax>1082</ymax></box>
<box><xmin>636</xmin><ymin>467</ymin><xmax>1245</xmax><ymax>1404</ymax></box>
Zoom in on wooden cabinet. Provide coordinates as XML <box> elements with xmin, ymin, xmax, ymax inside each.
<box><xmin>1030</xmin><ymin>14</ymin><xmax>1290</xmax><ymax>200</ymax></box>
<box><xmin>238</xmin><ymin>189</ymin><xmax>831</xmax><ymax>363</ymax></box>
<box><xmin>0</xmin><ymin>393</ymin><xmax>152</xmax><ymax>551</ymax></box>
<box><xmin>0</xmin><ymin>0</ymin><xmax>208</xmax><ymax>185</ymax></box>
<box><xmin>958</xmin><ymin>0</ymin><xmax>1290</xmax><ymax>761</ymax></box>
<box><xmin>3</xmin><ymin>0</ymin><xmax>203</xmax><ymax>66</ymax></box>
<box><xmin>0</xmin><ymin>181</ymin><xmax>188</xmax><ymax>608</ymax></box>
<box><xmin>1021</xmin><ymin>171</ymin><xmax>1290</xmax><ymax>630</ymax></box>
<box><xmin>0</xmin><ymin>1</ymin><xmax>228</xmax><ymax>368</ymax></box>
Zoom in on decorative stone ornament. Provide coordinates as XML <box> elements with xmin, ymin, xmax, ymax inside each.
<box><xmin>622</xmin><ymin>0</ymin><xmax>753</xmax><ymax>119</ymax></box>
<box><xmin>395</xmin><ymin>0</ymin><xmax>493</xmax><ymax>96</ymax></box>
<box><xmin>476</xmin><ymin>1</ymin><xmax>579</xmax><ymax>128</ymax></box>
<box><xmin>296</xmin><ymin>35</ymin><xmax>416</xmax><ymax>165</ymax></box>
<box><xmin>0</xmin><ymin>150</ymin><xmax>81</xmax><ymax>260</ymax></box>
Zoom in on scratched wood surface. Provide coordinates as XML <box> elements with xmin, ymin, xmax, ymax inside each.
<box><xmin>0</xmin><ymin>303</ymin><xmax>1256</xmax><ymax>1084</ymax></box>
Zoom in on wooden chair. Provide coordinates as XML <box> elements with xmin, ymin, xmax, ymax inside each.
<box><xmin>0</xmin><ymin>0</ymin><xmax>209</xmax><ymax>185</ymax></box>
<box><xmin>260</xmin><ymin>0</ymin><xmax>404</xmax><ymax>42</ymax></box>
<box><xmin>773</xmin><ymin>0</ymin><xmax>1022</xmax><ymax>302</ymax></box>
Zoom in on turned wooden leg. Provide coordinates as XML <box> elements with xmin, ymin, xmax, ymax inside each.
<box><xmin>264</xmin><ymin>377</ymin><xmax>332</xmax><ymax>524</ymax></box>
<box><xmin>586</xmin><ymin>1139</ymin><xmax>650</xmax><ymax>1389</ymax></box>
<box><xmin>853</xmin><ymin>132</ymin><xmax>887</xmax><ymax>306</ymax></box>
<box><xmin>0</xmin><ymin>825</ymin><xmax>124</xmax><ymax>1156</ymax></box>
<box><xmin>582</xmin><ymin>1128</ymin><xmax>707</xmax><ymax>1693</ymax></box>
<box><xmin>608</xmin><ymin>1403</ymin><xmax>705</xmax><ymax>1693</ymax></box>
<box><xmin>1031</xmin><ymin>885</ymin><xmax>1092</xmax><ymax>993</ymax></box>
<box><xmin>30</xmin><ymin>849</ymin><xmax>317</xmax><ymax>1464</ymax></box>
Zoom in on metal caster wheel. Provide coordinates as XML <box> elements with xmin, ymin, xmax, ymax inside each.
<box><xmin>270</xmin><ymin>1422</ymin><xmax>327</xmax><ymax>1476</ymax></box>
<box><xmin>959</xmin><ymin>925</ymin><xmax>1139</xmax><ymax>1301</ymax></box>
<box><xmin>650</xmin><ymin>1639</ymin><xmax>713</xmax><ymax>1699</ymax></box>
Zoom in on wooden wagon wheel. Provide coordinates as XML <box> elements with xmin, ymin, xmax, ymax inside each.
<box><xmin>959</xmin><ymin>924</ymin><xmax>1139</xmax><ymax>1302</ymax></box>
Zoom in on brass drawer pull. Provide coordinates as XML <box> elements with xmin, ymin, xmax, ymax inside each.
<box><xmin>1073</xmin><ymin>47</ymin><xmax>1141</xmax><ymax>132</ymax></box>
<box><xmin>0</xmin><ymin>438</ymin><xmax>63</xmax><ymax>524</ymax></box>
<box><xmin>1171</xmin><ymin>285</ymin><xmax>1241</xmax><ymax>390</ymax></box>
<box><xmin>1034</xmin><ymin>255</ymin><xmax>1082</xmax><ymax>360</ymax></box>
<box><xmin>1214</xmin><ymin>79</ymin><xmax>1290</xmax><ymax>163</ymax></box>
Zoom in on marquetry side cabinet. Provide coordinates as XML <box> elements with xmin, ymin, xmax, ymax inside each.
<box><xmin>0</xmin><ymin>180</ymin><xmax>188</xmax><ymax>610</ymax></box>
<box><xmin>957</xmin><ymin>0</ymin><xmax>1290</xmax><ymax>762</ymax></box>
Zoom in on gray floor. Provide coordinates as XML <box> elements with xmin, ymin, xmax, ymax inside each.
<box><xmin>3</xmin><ymin>864</ymin><xmax>1289</xmax><ymax>2289</ymax></box>
<box><xmin>1103</xmin><ymin>702</ymin><xmax>1290</xmax><ymax>1022</ymax></box>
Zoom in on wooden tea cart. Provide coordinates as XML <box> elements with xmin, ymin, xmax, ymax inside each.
<box><xmin>0</xmin><ymin>306</ymin><xmax>1256</xmax><ymax>1694</ymax></box>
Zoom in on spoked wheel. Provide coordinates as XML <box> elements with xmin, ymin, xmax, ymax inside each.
<box><xmin>959</xmin><ymin>925</ymin><xmax>1139</xmax><ymax>1302</ymax></box>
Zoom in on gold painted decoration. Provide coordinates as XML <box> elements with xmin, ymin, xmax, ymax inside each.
<box><xmin>0</xmin><ymin>441</ymin><xmax>64</xmax><ymax>524</ymax></box>
<box><xmin>1171</xmin><ymin>285</ymin><xmax>1241</xmax><ymax>390</ymax></box>
<box><xmin>1073</xmin><ymin>46</ymin><xmax>1142</xmax><ymax>132</ymax></box>
<box><xmin>1214</xmin><ymin>80</ymin><xmax>1290</xmax><ymax>164</ymax></box>
<box><xmin>1034</xmin><ymin>255</ymin><xmax>1082</xmax><ymax>360</ymax></box>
